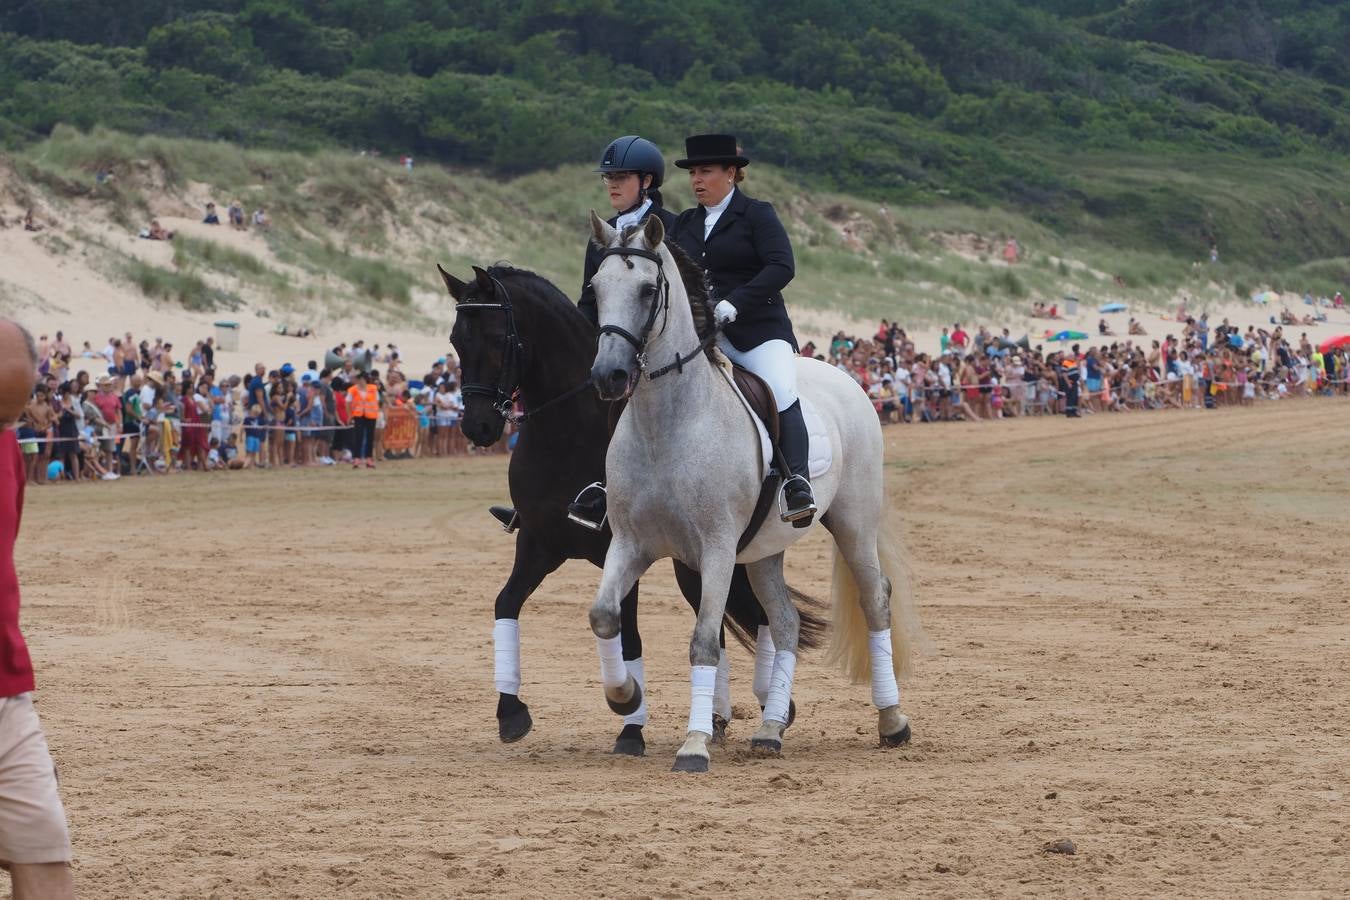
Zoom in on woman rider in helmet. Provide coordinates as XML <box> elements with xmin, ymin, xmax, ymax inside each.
<box><xmin>576</xmin><ymin>136</ymin><xmax>675</xmax><ymax>327</ymax></box>
<box><xmin>491</xmin><ymin>135</ymin><xmax>672</xmax><ymax>532</ymax></box>
<box><xmin>566</xmin><ymin>135</ymin><xmax>673</xmax><ymax>529</ymax></box>
<box><xmin>668</xmin><ymin>133</ymin><xmax>816</xmax><ymax>525</ymax></box>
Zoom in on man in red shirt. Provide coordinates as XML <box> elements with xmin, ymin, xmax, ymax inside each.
<box><xmin>91</xmin><ymin>377</ymin><xmax>122</xmax><ymax>474</ymax></box>
<box><xmin>0</xmin><ymin>320</ymin><xmax>75</xmax><ymax>899</ymax></box>
<box><xmin>950</xmin><ymin>322</ymin><xmax>968</xmax><ymax>351</ymax></box>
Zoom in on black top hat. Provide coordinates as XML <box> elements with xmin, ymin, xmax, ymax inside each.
<box><xmin>674</xmin><ymin>134</ymin><xmax>749</xmax><ymax>169</ymax></box>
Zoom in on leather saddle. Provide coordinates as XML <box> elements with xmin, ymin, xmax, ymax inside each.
<box><xmin>727</xmin><ymin>365</ymin><xmax>790</xmax><ymax>551</ymax></box>
<box><xmin>730</xmin><ymin>365</ymin><xmax>780</xmax><ymax>446</ymax></box>
<box><xmin>608</xmin><ymin>366</ymin><xmax>779</xmax><ymax>444</ymax></box>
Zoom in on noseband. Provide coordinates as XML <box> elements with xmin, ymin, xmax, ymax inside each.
<box><xmin>596</xmin><ymin>245</ymin><xmax>670</xmax><ymax>372</ymax></box>
<box><xmin>456</xmin><ymin>275</ymin><xmax>590</xmax><ymax>424</ymax></box>
<box><xmin>596</xmin><ymin>244</ymin><xmax>717</xmax><ymax>380</ymax></box>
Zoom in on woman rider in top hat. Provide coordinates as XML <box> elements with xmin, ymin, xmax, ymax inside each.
<box><xmin>668</xmin><ymin>133</ymin><xmax>817</xmax><ymax>525</ymax></box>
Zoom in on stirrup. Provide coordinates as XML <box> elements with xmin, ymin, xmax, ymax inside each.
<box><xmin>567</xmin><ymin>482</ymin><xmax>608</xmax><ymax>532</ymax></box>
<box><xmin>778</xmin><ymin>474</ymin><xmax>817</xmax><ymax>524</ymax></box>
<box><xmin>489</xmin><ymin>505</ymin><xmax>520</xmax><ymax>533</ymax></box>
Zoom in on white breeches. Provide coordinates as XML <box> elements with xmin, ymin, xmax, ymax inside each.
<box><xmin>717</xmin><ymin>337</ymin><xmax>799</xmax><ymax>411</ymax></box>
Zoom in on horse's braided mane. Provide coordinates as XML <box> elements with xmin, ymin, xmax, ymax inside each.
<box><xmin>664</xmin><ymin>238</ymin><xmax>718</xmax><ymax>347</ymax></box>
<box><xmin>616</xmin><ymin>225</ymin><xmax>717</xmax><ymax>351</ymax></box>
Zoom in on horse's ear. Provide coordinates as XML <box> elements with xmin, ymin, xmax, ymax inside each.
<box><xmin>642</xmin><ymin>214</ymin><xmax>664</xmax><ymax>250</ymax></box>
<box><xmin>471</xmin><ymin>265</ymin><xmax>494</xmax><ymax>293</ymax></box>
<box><xmin>437</xmin><ymin>264</ymin><xmax>466</xmax><ymax>300</ymax></box>
<box><xmin>590</xmin><ymin>210</ymin><xmax>616</xmax><ymax>248</ymax></box>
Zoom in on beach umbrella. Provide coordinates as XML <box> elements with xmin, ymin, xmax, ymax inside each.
<box><xmin>1099</xmin><ymin>302</ymin><xmax>1127</xmax><ymax>314</ymax></box>
<box><xmin>1252</xmin><ymin>291</ymin><xmax>1277</xmax><ymax>305</ymax></box>
<box><xmin>1318</xmin><ymin>334</ymin><xmax>1350</xmax><ymax>354</ymax></box>
<box><xmin>1051</xmin><ymin>330</ymin><xmax>1088</xmax><ymax>341</ymax></box>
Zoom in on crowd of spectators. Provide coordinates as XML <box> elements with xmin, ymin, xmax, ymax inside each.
<box><xmin>817</xmin><ymin>313</ymin><xmax>1349</xmax><ymax>423</ymax></box>
<box><xmin>15</xmin><ymin>303</ymin><xmax>1348</xmax><ymax>486</ymax></box>
<box><xmin>14</xmin><ymin>332</ymin><xmax>492</xmax><ymax>486</ymax></box>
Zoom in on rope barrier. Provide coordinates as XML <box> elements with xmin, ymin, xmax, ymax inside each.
<box><xmin>16</xmin><ymin>421</ymin><xmax>360</xmax><ymax>445</ymax></box>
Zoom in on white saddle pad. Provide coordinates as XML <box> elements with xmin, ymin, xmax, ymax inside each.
<box><xmin>803</xmin><ymin>397</ymin><xmax>832</xmax><ymax>479</ymax></box>
<box><xmin>723</xmin><ymin>370</ymin><xmax>832</xmax><ymax>480</ymax></box>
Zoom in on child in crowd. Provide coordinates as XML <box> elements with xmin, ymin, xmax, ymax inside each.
<box><xmin>243</xmin><ymin>404</ymin><xmax>266</xmax><ymax>469</ymax></box>
<box><xmin>414</xmin><ymin>388</ymin><xmax>431</xmax><ymax>459</ymax></box>
<box><xmin>283</xmin><ymin>392</ymin><xmax>299</xmax><ymax>466</ymax></box>
<box><xmin>268</xmin><ymin>396</ymin><xmax>286</xmax><ymax>469</ymax></box>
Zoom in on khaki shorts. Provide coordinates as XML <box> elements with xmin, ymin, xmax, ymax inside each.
<box><xmin>0</xmin><ymin>694</ymin><xmax>72</xmax><ymax>865</ymax></box>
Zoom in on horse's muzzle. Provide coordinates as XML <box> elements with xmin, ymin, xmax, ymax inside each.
<box><xmin>462</xmin><ymin>413</ymin><xmax>503</xmax><ymax>448</ymax></box>
<box><xmin>592</xmin><ymin>364</ymin><xmax>636</xmax><ymax>401</ymax></box>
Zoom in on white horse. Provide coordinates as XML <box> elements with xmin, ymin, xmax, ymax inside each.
<box><xmin>584</xmin><ymin>213</ymin><xmax>921</xmax><ymax>772</ymax></box>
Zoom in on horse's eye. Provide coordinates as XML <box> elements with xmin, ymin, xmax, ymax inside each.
<box><xmin>640</xmin><ymin>283</ymin><xmax>657</xmax><ymax>298</ymax></box>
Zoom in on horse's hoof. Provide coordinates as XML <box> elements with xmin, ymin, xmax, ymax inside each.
<box><xmin>612</xmin><ymin>724</ymin><xmax>645</xmax><ymax>757</ymax></box>
<box><xmin>750</xmin><ymin>736</ymin><xmax>782</xmax><ymax>757</ymax></box>
<box><xmin>672</xmin><ymin>754</ymin><xmax>710</xmax><ymax>773</ymax></box>
<box><xmin>498</xmin><ymin>704</ymin><xmax>533</xmax><ymax>744</ymax></box>
<box><xmin>761</xmin><ymin>700</ymin><xmax>797</xmax><ymax>729</ymax></box>
<box><xmin>711</xmin><ymin>715</ymin><xmax>729</xmax><ymax>746</ymax></box>
<box><xmin>605</xmin><ymin>679</ymin><xmax>643</xmax><ymax>716</ymax></box>
<box><xmin>880</xmin><ymin>722</ymin><xmax>912</xmax><ymax>748</ymax></box>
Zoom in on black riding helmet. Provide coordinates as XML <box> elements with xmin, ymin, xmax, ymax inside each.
<box><xmin>595</xmin><ymin>135</ymin><xmax>665</xmax><ymax>192</ymax></box>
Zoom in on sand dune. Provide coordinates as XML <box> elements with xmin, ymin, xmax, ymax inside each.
<box><xmin>3</xmin><ymin>161</ymin><xmax>1346</xmax><ymax>381</ymax></box>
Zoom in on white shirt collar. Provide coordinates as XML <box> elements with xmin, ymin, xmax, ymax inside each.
<box><xmin>702</xmin><ymin>188</ymin><xmax>736</xmax><ymax>239</ymax></box>
<box><xmin>614</xmin><ymin>199</ymin><xmax>652</xmax><ymax>233</ymax></box>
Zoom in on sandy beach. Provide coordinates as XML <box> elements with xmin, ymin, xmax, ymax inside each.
<box><xmin>15</xmin><ymin>398</ymin><xmax>1350</xmax><ymax>898</ymax></box>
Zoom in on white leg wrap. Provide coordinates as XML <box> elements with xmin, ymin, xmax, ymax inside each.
<box><xmin>714</xmin><ymin>648</ymin><xmax>732</xmax><ymax>720</ymax></box>
<box><xmin>753</xmin><ymin>625</ymin><xmax>776</xmax><ymax>706</ymax></box>
<box><xmin>493</xmin><ymin>619</ymin><xmax>521</xmax><ymax>695</ymax></box>
<box><xmin>622</xmin><ymin>657</ymin><xmax>648</xmax><ymax>727</ymax></box>
<box><xmin>762</xmin><ymin>650</ymin><xmax>797</xmax><ymax>725</ymax></box>
<box><xmin>869</xmin><ymin>628</ymin><xmax>901</xmax><ymax>709</ymax></box>
<box><xmin>686</xmin><ymin>665</ymin><xmax>717</xmax><ymax>736</ymax></box>
<box><xmin>596</xmin><ymin>634</ymin><xmax>628</xmax><ymax>690</ymax></box>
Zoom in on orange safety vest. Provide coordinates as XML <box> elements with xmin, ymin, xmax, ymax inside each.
<box><xmin>347</xmin><ymin>384</ymin><xmax>380</xmax><ymax>419</ymax></box>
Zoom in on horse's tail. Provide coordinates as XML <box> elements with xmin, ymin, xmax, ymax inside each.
<box><xmin>824</xmin><ymin>508</ymin><xmax>924</xmax><ymax>683</ymax></box>
<box><xmin>723</xmin><ymin>566</ymin><xmax>828</xmax><ymax>653</ymax></box>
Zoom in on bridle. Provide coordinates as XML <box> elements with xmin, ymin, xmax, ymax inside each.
<box><xmin>596</xmin><ymin>244</ymin><xmax>717</xmax><ymax>380</ymax></box>
<box><xmin>455</xmin><ymin>275</ymin><xmax>590</xmax><ymax>424</ymax></box>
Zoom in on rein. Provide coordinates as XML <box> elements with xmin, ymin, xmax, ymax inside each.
<box><xmin>596</xmin><ymin>244</ymin><xmax>718</xmax><ymax>380</ymax></box>
<box><xmin>456</xmin><ymin>276</ymin><xmax>591</xmax><ymax>425</ymax></box>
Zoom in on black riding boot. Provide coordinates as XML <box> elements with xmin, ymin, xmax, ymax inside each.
<box><xmin>777</xmin><ymin>401</ymin><xmax>816</xmax><ymax>527</ymax></box>
<box><xmin>567</xmin><ymin>482</ymin><xmax>608</xmax><ymax>532</ymax></box>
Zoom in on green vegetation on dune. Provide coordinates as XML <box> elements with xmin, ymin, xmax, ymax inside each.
<box><xmin>120</xmin><ymin>255</ymin><xmax>241</xmax><ymax>312</ymax></box>
<box><xmin>4</xmin><ymin>1</ymin><xmax>1350</xmax><ymax>275</ymax></box>
<box><xmin>10</xmin><ymin>126</ymin><xmax>1348</xmax><ymax>329</ymax></box>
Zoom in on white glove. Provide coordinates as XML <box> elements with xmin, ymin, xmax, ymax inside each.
<box><xmin>714</xmin><ymin>299</ymin><xmax>738</xmax><ymax>325</ymax></box>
